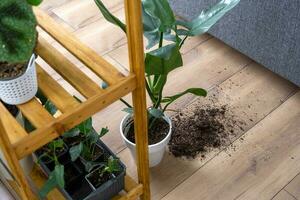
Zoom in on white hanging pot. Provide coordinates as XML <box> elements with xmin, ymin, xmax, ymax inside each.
<box><xmin>0</xmin><ymin>54</ymin><xmax>38</xmax><ymax>105</ymax></box>
<box><xmin>120</xmin><ymin>113</ymin><xmax>172</xmax><ymax>167</ymax></box>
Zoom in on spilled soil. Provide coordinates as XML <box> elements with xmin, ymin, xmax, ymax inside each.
<box><xmin>169</xmin><ymin>98</ymin><xmax>247</xmax><ymax>159</ymax></box>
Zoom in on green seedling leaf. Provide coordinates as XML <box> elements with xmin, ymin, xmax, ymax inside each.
<box><xmin>142</xmin><ymin>0</ymin><xmax>175</xmax><ymax>32</ymax></box>
<box><xmin>78</xmin><ymin>117</ymin><xmax>92</xmax><ymax>134</ymax></box>
<box><xmin>99</xmin><ymin>127</ymin><xmax>109</xmax><ymax>137</ymax></box>
<box><xmin>177</xmin><ymin>0</ymin><xmax>240</xmax><ymax>36</ymax></box>
<box><xmin>69</xmin><ymin>142</ymin><xmax>83</xmax><ymax>161</ymax></box>
<box><xmin>107</xmin><ymin>156</ymin><xmax>121</xmax><ymax>173</ymax></box>
<box><xmin>87</xmin><ymin>130</ymin><xmax>99</xmax><ymax>145</ymax></box>
<box><xmin>94</xmin><ymin>0</ymin><xmax>126</xmax><ymax>33</ymax></box>
<box><xmin>0</xmin><ymin>0</ymin><xmax>37</xmax><ymax>63</ymax></box>
<box><xmin>26</xmin><ymin>0</ymin><xmax>42</xmax><ymax>6</ymax></box>
<box><xmin>63</xmin><ymin>127</ymin><xmax>80</xmax><ymax>138</ymax></box>
<box><xmin>38</xmin><ymin>171</ymin><xmax>57</xmax><ymax>198</ymax></box>
<box><xmin>145</xmin><ymin>44</ymin><xmax>183</xmax><ymax>75</ymax></box>
<box><xmin>54</xmin><ymin>164</ymin><xmax>65</xmax><ymax>188</ymax></box>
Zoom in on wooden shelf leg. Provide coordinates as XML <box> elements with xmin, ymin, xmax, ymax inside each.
<box><xmin>124</xmin><ymin>0</ymin><xmax>151</xmax><ymax>199</ymax></box>
<box><xmin>0</xmin><ymin>118</ymin><xmax>36</xmax><ymax>200</ymax></box>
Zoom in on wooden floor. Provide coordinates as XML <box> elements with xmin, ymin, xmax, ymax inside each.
<box><xmin>38</xmin><ymin>1</ymin><xmax>300</xmax><ymax>199</ymax></box>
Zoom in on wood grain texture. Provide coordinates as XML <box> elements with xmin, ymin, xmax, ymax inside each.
<box><xmin>36</xmin><ymin>37</ymin><xmax>103</xmax><ymax>98</ymax></box>
<box><xmin>273</xmin><ymin>190</ymin><xmax>296</xmax><ymax>200</ymax></box>
<box><xmin>124</xmin><ymin>0</ymin><xmax>150</xmax><ymax>199</ymax></box>
<box><xmin>163</xmin><ymin>90</ymin><xmax>300</xmax><ymax>200</ymax></box>
<box><xmin>285</xmin><ymin>173</ymin><xmax>300</xmax><ymax>199</ymax></box>
<box><xmin>34</xmin><ymin>7</ymin><xmax>125</xmax><ymax>85</ymax></box>
<box><xmin>37</xmin><ymin>65</ymin><xmax>79</xmax><ymax>112</ymax></box>
<box><xmin>52</xmin><ymin>0</ymin><xmax>123</xmax><ymax>30</ymax></box>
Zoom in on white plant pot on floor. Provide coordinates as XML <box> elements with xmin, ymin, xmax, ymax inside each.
<box><xmin>120</xmin><ymin>113</ymin><xmax>172</xmax><ymax>167</ymax></box>
<box><xmin>0</xmin><ymin>54</ymin><xmax>38</xmax><ymax>105</ymax></box>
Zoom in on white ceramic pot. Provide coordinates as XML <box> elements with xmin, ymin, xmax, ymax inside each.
<box><xmin>0</xmin><ymin>54</ymin><xmax>38</xmax><ymax>105</ymax></box>
<box><xmin>120</xmin><ymin>113</ymin><xmax>172</xmax><ymax>167</ymax></box>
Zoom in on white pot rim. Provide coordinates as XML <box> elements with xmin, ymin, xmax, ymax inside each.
<box><xmin>120</xmin><ymin>112</ymin><xmax>172</xmax><ymax>148</ymax></box>
<box><xmin>0</xmin><ymin>54</ymin><xmax>35</xmax><ymax>82</ymax></box>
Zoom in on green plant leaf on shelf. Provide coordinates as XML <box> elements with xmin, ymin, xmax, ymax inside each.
<box><xmin>142</xmin><ymin>0</ymin><xmax>175</xmax><ymax>32</ymax></box>
<box><xmin>107</xmin><ymin>156</ymin><xmax>121</xmax><ymax>173</ymax></box>
<box><xmin>99</xmin><ymin>127</ymin><xmax>109</xmax><ymax>137</ymax></box>
<box><xmin>69</xmin><ymin>142</ymin><xmax>83</xmax><ymax>161</ymax></box>
<box><xmin>145</xmin><ymin>44</ymin><xmax>183</xmax><ymax>75</ymax></box>
<box><xmin>54</xmin><ymin>164</ymin><xmax>65</xmax><ymax>188</ymax></box>
<box><xmin>177</xmin><ymin>0</ymin><xmax>240</xmax><ymax>36</ymax></box>
<box><xmin>38</xmin><ymin>171</ymin><xmax>57</xmax><ymax>198</ymax></box>
<box><xmin>78</xmin><ymin>117</ymin><xmax>92</xmax><ymax>134</ymax></box>
<box><xmin>94</xmin><ymin>0</ymin><xmax>126</xmax><ymax>33</ymax></box>
<box><xmin>63</xmin><ymin>127</ymin><xmax>80</xmax><ymax>138</ymax></box>
<box><xmin>0</xmin><ymin>0</ymin><xmax>37</xmax><ymax>63</ymax></box>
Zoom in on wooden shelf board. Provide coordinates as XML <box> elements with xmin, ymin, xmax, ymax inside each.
<box><xmin>30</xmin><ymin>164</ymin><xmax>143</xmax><ymax>200</ymax></box>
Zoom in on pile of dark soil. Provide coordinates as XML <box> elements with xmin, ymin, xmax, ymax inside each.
<box><xmin>169</xmin><ymin>104</ymin><xmax>244</xmax><ymax>159</ymax></box>
<box><xmin>0</xmin><ymin>63</ymin><xmax>26</xmax><ymax>79</ymax></box>
<box><xmin>125</xmin><ymin>117</ymin><xmax>169</xmax><ymax>145</ymax></box>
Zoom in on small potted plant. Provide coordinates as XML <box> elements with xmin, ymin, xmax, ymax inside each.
<box><xmin>0</xmin><ymin>0</ymin><xmax>42</xmax><ymax>105</ymax></box>
<box><xmin>95</xmin><ymin>0</ymin><xmax>240</xmax><ymax>167</ymax></box>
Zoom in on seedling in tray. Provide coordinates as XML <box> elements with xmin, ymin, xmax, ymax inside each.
<box><xmin>63</xmin><ymin>117</ymin><xmax>109</xmax><ymax>172</ymax></box>
<box><xmin>86</xmin><ymin>156</ymin><xmax>121</xmax><ymax>190</ymax></box>
<box><xmin>38</xmin><ymin>139</ymin><xmax>65</xmax><ymax>198</ymax></box>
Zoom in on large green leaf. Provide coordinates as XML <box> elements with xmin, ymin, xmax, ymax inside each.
<box><xmin>38</xmin><ymin>164</ymin><xmax>64</xmax><ymax>198</ymax></box>
<box><xmin>177</xmin><ymin>0</ymin><xmax>240</xmax><ymax>36</ymax></box>
<box><xmin>142</xmin><ymin>0</ymin><xmax>175</xmax><ymax>32</ymax></box>
<box><xmin>78</xmin><ymin>117</ymin><xmax>92</xmax><ymax>134</ymax></box>
<box><xmin>69</xmin><ymin>142</ymin><xmax>83</xmax><ymax>161</ymax></box>
<box><xmin>38</xmin><ymin>171</ymin><xmax>57</xmax><ymax>198</ymax></box>
<box><xmin>99</xmin><ymin>127</ymin><xmax>109</xmax><ymax>137</ymax></box>
<box><xmin>145</xmin><ymin>44</ymin><xmax>183</xmax><ymax>75</ymax></box>
<box><xmin>162</xmin><ymin>88</ymin><xmax>207</xmax><ymax>104</ymax></box>
<box><xmin>94</xmin><ymin>0</ymin><xmax>126</xmax><ymax>33</ymax></box>
<box><xmin>54</xmin><ymin>164</ymin><xmax>65</xmax><ymax>188</ymax></box>
<box><xmin>0</xmin><ymin>0</ymin><xmax>37</xmax><ymax>63</ymax></box>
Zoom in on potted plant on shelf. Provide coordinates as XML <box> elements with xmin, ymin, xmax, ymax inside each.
<box><xmin>33</xmin><ymin>96</ymin><xmax>126</xmax><ymax>200</ymax></box>
<box><xmin>95</xmin><ymin>0</ymin><xmax>240</xmax><ymax>167</ymax></box>
<box><xmin>0</xmin><ymin>0</ymin><xmax>42</xmax><ymax>105</ymax></box>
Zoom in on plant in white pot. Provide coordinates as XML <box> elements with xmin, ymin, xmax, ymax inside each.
<box><xmin>96</xmin><ymin>0</ymin><xmax>240</xmax><ymax>167</ymax></box>
<box><xmin>0</xmin><ymin>0</ymin><xmax>42</xmax><ymax>105</ymax></box>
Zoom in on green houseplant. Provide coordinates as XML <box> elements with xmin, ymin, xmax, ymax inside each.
<box><xmin>0</xmin><ymin>0</ymin><xmax>42</xmax><ymax>105</ymax></box>
<box><xmin>95</xmin><ymin>0</ymin><xmax>240</xmax><ymax>166</ymax></box>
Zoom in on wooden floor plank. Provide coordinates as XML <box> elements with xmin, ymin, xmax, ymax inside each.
<box><xmin>74</xmin><ymin>8</ymin><xmax>126</xmax><ymax>56</ymax></box>
<box><xmin>285</xmin><ymin>173</ymin><xmax>300</xmax><ymax>199</ymax></box>
<box><xmin>273</xmin><ymin>190</ymin><xmax>297</xmax><ymax>200</ymax></box>
<box><xmin>52</xmin><ymin>0</ymin><xmax>123</xmax><ymax>30</ymax></box>
<box><xmin>163</xmin><ymin>90</ymin><xmax>300</xmax><ymax>200</ymax></box>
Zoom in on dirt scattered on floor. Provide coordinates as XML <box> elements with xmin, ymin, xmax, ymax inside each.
<box><xmin>168</xmin><ymin>93</ymin><xmax>247</xmax><ymax>159</ymax></box>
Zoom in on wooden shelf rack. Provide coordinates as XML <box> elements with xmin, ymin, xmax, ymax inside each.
<box><xmin>0</xmin><ymin>1</ymin><xmax>150</xmax><ymax>200</ymax></box>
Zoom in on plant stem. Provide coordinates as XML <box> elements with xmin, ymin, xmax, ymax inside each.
<box><xmin>179</xmin><ymin>35</ymin><xmax>188</xmax><ymax>49</ymax></box>
<box><xmin>146</xmin><ymin>79</ymin><xmax>157</xmax><ymax>104</ymax></box>
<box><xmin>120</xmin><ymin>98</ymin><xmax>132</xmax><ymax>108</ymax></box>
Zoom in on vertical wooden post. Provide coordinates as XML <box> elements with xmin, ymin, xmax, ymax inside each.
<box><xmin>0</xmin><ymin>105</ymin><xmax>36</xmax><ymax>200</ymax></box>
<box><xmin>124</xmin><ymin>0</ymin><xmax>150</xmax><ymax>200</ymax></box>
